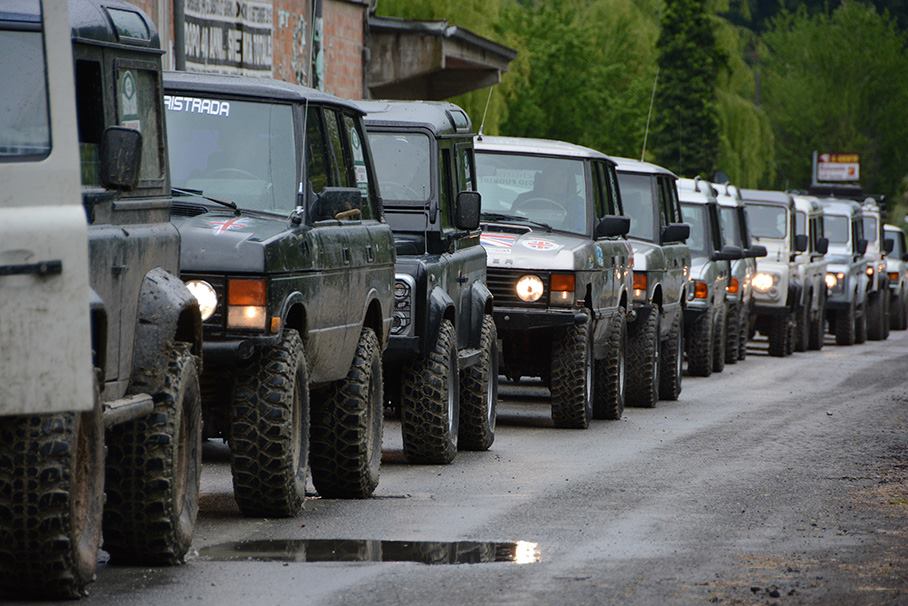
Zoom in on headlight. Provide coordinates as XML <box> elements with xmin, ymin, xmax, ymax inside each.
<box><xmin>752</xmin><ymin>272</ymin><xmax>778</xmax><ymax>293</ymax></box>
<box><xmin>866</xmin><ymin>265</ymin><xmax>875</xmax><ymax>277</ymax></box>
<box><xmin>824</xmin><ymin>273</ymin><xmax>838</xmax><ymax>289</ymax></box>
<box><xmin>185</xmin><ymin>280</ymin><xmax>217</xmax><ymax>321</ymax></box>
<box><xmin>392</xmin><ymin>276</ymin><xmax>414</xmax><ymax>335</ymax></box>
<box><xmin>516</xmin><ymin>274</ymin><xmax>545</xmax><ymax>302</ymax></box>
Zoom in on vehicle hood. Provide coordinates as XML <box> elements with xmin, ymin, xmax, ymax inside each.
<box><xmin>824</xmin><ymin>253</ymin><xmax>853</xmax><ymax>267</ymax></box>
<box><xmin>752</xmin><ymin>236</ymin><xmax>789</xmax><ymax>263</ymax></box>
<box><xmin>480</xmin><ymin>226</ymin><xmax>600</xmax><ymax>271</ymax></box>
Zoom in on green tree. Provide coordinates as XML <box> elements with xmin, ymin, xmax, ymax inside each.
<box><xmin>651</xmin><ymin>0</ymin><xmax>725</xmax><ymax>177</ymax></box>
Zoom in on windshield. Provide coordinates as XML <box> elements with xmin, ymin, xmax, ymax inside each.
<box><xmin>617</xmin><ymin>172</ymin><xmax>655</xmax><ymax>241</ymax></box>
<box><xmin>477</xmin><ymin>151</ymin><xmax>589</xmax><ymax>235</ymax></box>
<box><xmin>0</xmin><ymin>28</ymin><xmax>50</xmax><ymax>159</ymax></box>
<box><xmin>862</xmin><ymin>216</ymin><xmax>878</xmax><ymax>243</ymax></box>
<box><xmin>747</xmin><ymin>203</ymin><xmax>787</xmax><ymax>239</ymax></box>
<box><xmin>887</xmin><ymin>231</ymin><xmax>905</xmax><ymax>257</ymax></box>
<box><xmin>166</xmin><ymin>96</ymin><xmax>296</xmax><ymax>213</ymax></box>
<box><xmin>681</xmin><ymin>204</ymin><xmax>710</xmax><ymax>257</ymax></box>
<box><xmin>367</xmin><ymin>132</ymin><xmax>431</xmax><ymax>203</ymax></box>
<box><xmin>825</xmin><ymin>214</ymin><xmax>850</xmax><ymax>245</ymax></box>
<box><xmin>720</xmin><ymin>206</ymin><xmax>742</xmax><ymax>247</ymax></box>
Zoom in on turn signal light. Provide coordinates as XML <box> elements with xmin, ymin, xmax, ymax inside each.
<box><xmin>228</xmin><ymin>278</ymin><xmax>267</xmax><ymax>306</ymax></box>
<box><xmin>727</xmin><ymin>277</ymin><xmax>739</xmax><ymax>294</ymax></box>
<box><xmin>551</xmin><ymin>274</ymin><xmax>575</xmax><ymax>292</ymax></box>
<box><xmin>693</xmin><ymin>280</ymin><xmax>708</xmax><ymax>299</ymax></box>
<box><xmin>632</xmin><ymin>273</ymin><xmax>647</xmax><ymax>291</ymax></box>
<box><xmin>889</xmin><ymin>272</ymin><xmax>899</xmax><ymax>282</ymax></box>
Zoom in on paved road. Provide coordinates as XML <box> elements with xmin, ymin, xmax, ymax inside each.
<box><xmin>51</xmin><ymin>334</ymin><xmax>908</xmax><ymax>604</ymax></box>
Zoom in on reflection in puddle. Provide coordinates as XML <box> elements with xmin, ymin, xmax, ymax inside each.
<box><xmin>198</xmin><ymin>539</ymin><xmax>540</xmax><ymax>565</ymax></box>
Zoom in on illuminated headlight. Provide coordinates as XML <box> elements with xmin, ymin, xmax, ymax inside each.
<box><xmin>185</xmin><ymin>280</ymin><xmax>217</xmax><ymax>321</ymax></box>
<box><xmin>516</xmin><ymin>274</ymin><xmax>545</xmax><ymax>302</ymax></box>
<box><xmin>391</xmin><ymin>276</ymin><xmax>414</xmax><ymax>336</ymax></box>
<box><xmin>752</xmin><ymin>272</ymin><xmax>778</xmax><ymax>293</ymax></box>
<box><xmin>826</xmin><ymin>272</ymin><xmax>845</xmax><ymax>291</ymax></box>
<box><xmin>866</xmin><ymin>265</ymin><xmax>875</xmax><ymax>277</ymax></box>
<box><xmin>227</xmin><ymin>305</ymin><xmax>266</xmax><ymax>330</ymax></box>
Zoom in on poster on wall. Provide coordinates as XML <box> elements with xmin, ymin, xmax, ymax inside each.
<box><xmin>184</xmin><ymin>0</ymin><xmax>274</xmax><ymax>76</ymax></box>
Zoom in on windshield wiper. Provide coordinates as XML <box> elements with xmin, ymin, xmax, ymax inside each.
<box><xmin>172</xmin><ymin>187</ymin><xmax>240</xmax><ymax>216</ymax></box>
<box><xmin>480</xmin><ymin>212</ymin><xmax>553</xmax><ymax>232</ymax></box>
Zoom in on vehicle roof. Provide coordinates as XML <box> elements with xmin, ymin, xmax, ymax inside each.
<box><xmin>677</xmin><ymin>177</ymin><xmax>717</xmax><ymax>204</ymax></box>
<box><xmin>163</xmin><ymin>71</ymin><xmax>363</xmax><ymax>113</ymax></box>
<box><xmin>474</xmin><ymin>136</ymin><xmax>614</xmax><ymax>164</ymax></box>
<box><xmin>792</xmin><ymin>195</ymin><xmax>823</xmax><ymax>214</ymax></box>
<box><xmin>612</xmin><ymin>157</ymin><xmax>676</xmax><ymax>178</ymax></box>
<box><xmin>2</xmin><ymin>0</ymin><xmax>161</xmax><ymax>51</ymax></box>
<box><xmin>714</xmin><ymin>182</ymin><xmax>744</xmax><ymax>207</ymax></box>
<box><xmin>741</xmin><ymin>188</ymin><xmax>794</xmax><ymax>207</ymax></box>
<box><xmin>817</xmin><ymin>197</ymin><xmax>862</xmax><ymax>217</ymax></box>
<box><xmin>359</xmin><ymin>100</ymin><xmax>472</xmax><ymax>136</ymax></box>
<box><xmin>884</xmin><ymin>224</ymin><xmax>904</xmax><ymax>233</ymax></box>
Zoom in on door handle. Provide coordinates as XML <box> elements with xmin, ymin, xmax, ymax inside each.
<box><xmin>366</xmin><ymin>245</ymin><xmax>375</xmax><ymax>263</ymax></box>
<box><xmin>0</xmin><ymin>260</ymin><xmax>62</xmax><ymax>277</ymax></box>
<box><xmin>342</xmin><ymin>248</ymin><xmax>352</xmax><ymax>264</ymax></box>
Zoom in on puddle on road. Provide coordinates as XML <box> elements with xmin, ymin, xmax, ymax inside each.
<box><xmin>197</xmin><ymin>539</ymin><xmax>540</xmax><ymax>565</ymax></box>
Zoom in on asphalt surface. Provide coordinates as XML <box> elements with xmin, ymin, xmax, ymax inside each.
<box><xmin>33</xmin><ymin>333</ymin><xmax>908</xmax><ymax>604</ymax></box>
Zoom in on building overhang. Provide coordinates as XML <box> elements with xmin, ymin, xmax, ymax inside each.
<box><xmin>367</xmin><ymin>16</ymin><xmax>517</xmax><ymax>100</ymax></box>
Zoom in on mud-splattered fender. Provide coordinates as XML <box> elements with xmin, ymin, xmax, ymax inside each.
<box><xmin>468</xmin><ymin>281</ymin><xmax>494</xmax><ymax>348</ymax></box>
<box><xmin>129</xmin><ymin>267</ymin><xmax>202</xmax><ymax>394</ymax></box>
<box><xmin>427</xmin><ymin>287</ymin><xmax>456</xmax><ymax>353</ymax></box>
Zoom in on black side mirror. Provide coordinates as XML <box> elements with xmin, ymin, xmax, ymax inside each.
<box><xmin>313</xmin><ymin>187</ymin><xmax>364</xmax><ymax>222</ymax></box>
<box><xmin>712</xmin><ymin>245</ymin><xmax>743</xmax><ymax>261</ymax></box>
<box><xmin>794</xmin><ymin>234</ymin><xmax>809</xmax><ymax>252</ymax></box>
<box><xmin>661</xmin><ymin>223</ymin><xmax>690</xmax><ymax>243</ymax></box>
<box><xmin>595</xmin><ymin>215</ymin><xmax>631</xmax><ymax>238</ymax></box>
<box><xmin>856</xmin><ymin>238</ymin><xmax>869</xmax><ymax>255</ymax></box>
<box><xmin>100</xmin><ymin>126</ymin><xmax>142</xmax><ymax>190</ymax></box>
<box><xmin>454</xmin><ymin>191</ymin><xmax>481</xmax><ymax>231</ymax></box>
<box><xmin>816</xmin><ymin>237</ymin><xmax>829</xmax><ymax>255</ymax></box>
<box><xmin>884</xmin><ymin>238</ymin><xmax>895</xmax><ymax>254</ymax></box>
<box><xmin>747</xmin><ymin>244</ymin><xmax>768</xmax><ymax>258</ymax></box>
<box><xmin>902</xmin><ymin>253</ymin><xmax>908</xmax><ymax>262</ymax></box>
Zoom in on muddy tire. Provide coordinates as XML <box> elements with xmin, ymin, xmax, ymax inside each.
<box><xmin>626</xmin><ymin>305</ymin><xmax>659</xmax><ymax>408</ymax></box>
<box><xmin>0</xmin><ymin>398</ymin><xmax>104</xmax><ymax>599</ymax></box>
<box><xmin>104</xmin><ymin>343</ymin><xmax>202</xmax><ymax>564</ymax></box>
<box><xmin>867</xmin><ymin>291</ymin><xmax>886</xmax><ymax>341</ymax></box>
<box><xmin>686</xmin><ymin>309</ymin><xmax>714</xmax><ymax>377</ymax></box>
<box><xmin>229</xmin><ymin>330</ymin><xmax>309</xmax><ymax>517</ymax></box>
<box><xmin>892</xmin><ymin>291</ymin><xmax>908</xmax><ymax>330</ymax></box>
<box><xmin>400</xmin><ymin>320</ymin><xmax>459</xmax><ymax>464</ymax></box>
<box><xmin>724</xmin><ymin>303</ymin><xmax>740</xmax><ymax>364</ymax></box>
<box><xmin>855</xmin><ymin>301</ymin><xmax>868</xmax><ymax>344</ymax></box>
<box><xmin>551</xmin><ymin>311</ymin><xmax>594</xmax><ymax>428</ymax></box>
<box><xmin>808</xmin><ymin>290</ymin><xmax>826</xmax><ymax>350</ymax></box>
<box><xmin>834</xmin><ymin>299</ymin><xmax>856</xmax><ymax>345</ymax></box>
<box><xmin>310</xmin><ymin>327</ymin><xmax>383</xmax><ymax>498</ymax></box>
<box><xmin>738</xmin><ymin>304</ymin><xmax>749</xmax><ymax>360</ymax></box>
<box><xmin>593</xmin><ymin>307</ymin><xmax>626</xmax><ymax>420</ymax></box>
<box><xmin>712</xmin><ymin>305</ymin><xmax>727</xmax><ymax>373</ymax></box>
<box><xmin>767</xmin><ymin>311</ymin><xmax>790</xmax><ymax>357</ymax></box>
<box><xmin>458</xmin><ymin>315</ymin><xmax>498</xmax><ymax>451</ymax></box>
<box><xmin>659</xmin><ymin>312</ymin><xmax>683</xmax><ymax>400</ymax></box>
<box><xmin>795</xmin><ymin>298</ymin><xmax>810</xmax><ymax>352</ymax></box>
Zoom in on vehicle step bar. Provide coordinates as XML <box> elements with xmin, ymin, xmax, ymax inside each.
<box><xmin>103</xmin><ymin>393</ymin><xmax>154</xmax><ymax>428</ymax></box>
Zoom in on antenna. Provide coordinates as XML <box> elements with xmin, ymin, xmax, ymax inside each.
<box><xmin>477</xmin><ymin>85</ymin><xmax>494</xmax><ymax>140</ymax></box>
<box><xmin>640</xmin><ymin>67</ymin><xmax>659</xmax><ymax>162</ymax></box>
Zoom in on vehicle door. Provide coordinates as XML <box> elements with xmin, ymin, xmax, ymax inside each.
<box><xmin>453</xmin><ymin>139</ymin><xmax>484</xmax><ymax>348</ymax></box>
<box><xmin>591</xmin><ymin>161</ymin><xmax>622</xmax><ymax>311</ymax></box>
<box><xmin>657</xmin><ymin>175</ymin><xmax>688</xmax><ymax>313</ymax></box>
<box><xmin>738</xmin><ymin>206</ymin><xmax>756</xmax><ymax>303</ymax></box>
<box><xmin>808</xmin><ymin>214</ymin><xmax>826</xmax><ymax>310</ymax></box>
<box><xmin>708</xmin><ymin>204</ymin><xmax>728</xmax><ymax>307</ymax></box>
<box><xmin>303</xmin><ymin>105</ymin><xmax>353</xmax><ymax>380</ymax></box>
<box><xmin>436</xmin><ymin>140</ymin><xmax>466</xmax><ymax>346</ymax></box>
<box><xmin>0</xmin><ymin>2</ymin><xmax>95</xmax><ymax>414</ymax></box>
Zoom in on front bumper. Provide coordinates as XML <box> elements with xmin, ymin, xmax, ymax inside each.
<box><xmin>202</xmin><ymin>337</ymin><xmax>271</xmax><ymax>365</ymax></box>
<box><xmin>752</xmin><ymin>304</ymin><xmax>789</xmax><ymax>317</ymax></box>
<box><xmin>494</xmin><ymin>306</ymin><xmax>588</xmax><ymax>332</ymax></box>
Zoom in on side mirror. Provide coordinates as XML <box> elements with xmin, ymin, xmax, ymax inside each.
<box><xmin>595</xmin><ymin>215</ymin><xmax>631</xmax><ymax>238</ymax></box>
<box><xmin>661</xmin><ymin>223</ymin><xmax>690</xmax><ymax>243</ymax></box>
<box><xmin>454</xmin><ymin>191</ymin><xmax>481</xmax><ymax>231</ymax></box>
<box><xmin>856</xmin><ymin>238</ymin><xmax>869</xmax><ymax>255</ymax></box>
<box><xmin>747</xmin><ymin>244</ymin><xmax>768</xmax><ymax>258</ymax></box>
<box><xmin>902</xmin><ymin>253</ymin><xmax>908</xmax><ymax>262</ymax></box>
<box><xmin>313</xmin><ymin>187</ymin><xmax>364</xmax><ymax>222</ymax></box>
<box><xmin>794</xmin><ymin>233</ymin><xmax>809</xmax><ymax>252</ymax></box>
<box><xmin>712</xmin><ymin>245</ymin><xmax>743</xmax><ymax>261</ymax></box>
<box><xmin>884</xmin><ymin>238</ymin><xmax>895</xmax><ymax>254</ymax></box>
<box><xmin>816</xmin><ymin>237</ymin><xmax>829</xmax><ymax>255</ymax></box>
<box><xmin>100</xmin><ymin>126</ymin><xmax>142</xmax><ymax>190</ymax></box>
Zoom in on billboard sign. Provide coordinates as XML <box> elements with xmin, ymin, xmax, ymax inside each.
<box><xmin>815</xmin><ymin>152</ymin><xmax>860</xmax><ymax>183</ymax></box>
<box><xmin>184</xmin><ymin>0</ymin><xmax>274</xmax><ymax>76</ymax></box>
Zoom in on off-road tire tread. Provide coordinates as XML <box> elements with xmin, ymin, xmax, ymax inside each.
<box><xmin>594</xmin><ymin>307</ymin><xmax>626</xmax><ymax>419</ymax></box>
<box><xmin>626</xmin><ymin>306</ymin><xmax>659</xmax><ymax>408</ymax></box>
<box><xmin>686</xmin><ymin>309</ymin><xmax>714</xmax><ymax>377</ymax></box>
<box><xmin>712</xmin><ymin>305</ymin><xmax>727</xmax><ymax>373</ymax></box>
<box><xmin>768</xmin><ymin>312</ymin><xmax>790</xmax><ymax>357</ymax></box>
<box><xmin>551</xmin><ymin>311</ymin><xmax>593</xmax><ymax>428</ymax></box>
<box><xmin>458</xmin><ymin>315</ymin><xmax>497</xmax><ymax>451</ymax></box>
<box><xmin>659</xmin><ymin>312</ymin><xmax>683</xmax><ymax>400</ymax></box>
<box><xmin>855</xmin><ymin>302</ymin><xmax>868</xmax><ymax>344</ymax></box>
<box><xmin>834</xmin><ymin>300</ymin><xmax>856</xmax><ymax>345</ymax></box>
<box><xmin>795</xmin><ymin>298</ymin><xmax>810</xmax><ymax>352</ymax></box>
<box><xmin>808</xmin><ymin>291</ymin><xmax>826</xmax><ymax>350</ymax></box>
<box><xmin>724</xmin><ymin>303</ymin><xmax>740</xmax><ymax>364</ymax></box>
<box><xmin>867</xmin><ymin>291</ymin><xmax>885</xmax><ymax>341</ymax></box>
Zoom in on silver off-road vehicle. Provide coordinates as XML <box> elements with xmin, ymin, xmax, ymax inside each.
<box><xmin>792</xmin><ymin>195</ymin><xmax>830</xmax><ymax>351</ymax></box>
<box><xmin>884</xmin><ymin>224</ymin><xmax>908</xmax><ymax>330</ymax></box>
<box><xmin>860</xmin><ymin>199</ymin><xmax>891</xmax><ymax>340</ymax></box>
<box><xmin>614</xmin><ymin>158</ymin><xmax>690</xmax><ymax>406</ymax></box>
<box><xmin>819</xmin><ymin>198</ymin><xmax>870</xmax><ymax>345</ymax></box>
<box><xmin>0</xmin><ymin>1</ymin><xmax>203</xmax><ymax>598</ymax></box>
<box><xmin>678</xmin><ymin>178</ymin><xmax>743</xmax><ymax>376</ymax></box>
<box><xmin>716</xmin><ymin>183</ymin><xmax>766</xmax><ymax>362</ymax></box>
<box><xmin>475</xmin><ymin>137</ymin><xmax>631</xmax><ymax>428</ymax></box>
<box><xmin>741</xmin><ymin>189</ymin><xmax>809</xmax><ymax>357</ymax></box>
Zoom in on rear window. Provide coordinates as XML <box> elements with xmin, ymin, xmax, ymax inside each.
<box><xmin>0</xmin><ymin>26</ymin><xmax>50</xmax><ymax>160</ymax></box>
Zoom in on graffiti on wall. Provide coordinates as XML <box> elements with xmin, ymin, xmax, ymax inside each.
<box><xmin>185</xmin><ymin>0</ymin><xmax>274</xmax><ymax>75</ymax></box>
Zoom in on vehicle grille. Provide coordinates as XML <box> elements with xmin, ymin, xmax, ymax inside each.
<box><xmin>485</xmin><ymin>268</ymin><xmax>550</xmax><ymax>308</ymax></box>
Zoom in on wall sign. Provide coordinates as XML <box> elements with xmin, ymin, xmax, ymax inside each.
<box><xmin>184</xmin><ymin>0</ymin><xmax>274</xmax><ymax>76</ymax></box>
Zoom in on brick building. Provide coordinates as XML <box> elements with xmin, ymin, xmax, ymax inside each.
<box><xmin>128</xmin><ymin>0</ymin><xmax>514</xmax><ymax>101</ymax></box>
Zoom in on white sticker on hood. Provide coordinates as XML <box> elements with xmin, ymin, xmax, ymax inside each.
<box><xmin>521</xmin><ymin>239</ymin><xmax>561</xmax><ymax>251</ymax></box>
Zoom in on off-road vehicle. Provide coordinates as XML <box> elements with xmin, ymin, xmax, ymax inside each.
<box><xmin>474</xmin><ymin>137</ymin><xmax>631</xmax><ymax>428</ymax></box>
<box><xmin>0</xmin><ymin>1</ymin><xmax>203</xmax><ymax>598</ymax></box>
<box><xmin>677</xmin><ymin>178</ymin><xmax>742</xmax><ymax>376</ymax></box>
<box><xmin>164</xmin><ymin>72</ymin><xmax>394</xmax><ymax>516</ymax></box>
<box><xmin>818</xmin><ymin>198</ymin><xmax>870</xmax><ymax>345</ymax></box>
<box><xmin>740</xmin><ymin>189</ymin><xmax>809</xmax><ymax>357</ymax></box>
<box><xmin>884</xmin><ymin>224</ymin><xmax>908</xmax><ymax>330</ymax></box>
<box><xmin>614</xmin><ymin>158</ymin><xmax>690</xmax><ymax>406</ymax></box>
<box><xmin>860</xmin><ymin>198</ymin><xmax>891</xmax><ymax>340</ymax></box>
<box><xmin>716</xmin><ymin>183</ymin><xmax>766</xmax><ymax>362</ymax></box>
<box><xmin>361</xmin><ymin>100</ymin><xmax>496</xmax><ymax>463</ymax></box>
<box><xmin>792</xmin><ymin>195</ymin><xmax>830</xmax><ymax>351</ymax></box>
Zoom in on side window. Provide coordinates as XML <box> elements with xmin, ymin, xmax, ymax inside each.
<box><xmin>75</xmin><ymin>60</ymin><xmax>104</xmax><ymax>186</ymax></box>
<box><xmin>305</xmin><ymin>107</ymin><xmax>330</xmax><ymax>195</ymax></box>
<box><xmin>656</xmin><ymin>178</ymin><xmax>672</xmax><ymax>227</ymax></box>
<box><xmin>324</xmin><ymin>109</ymin><xmax>350</xmax><ymax>188</ymax></box>
<box><xmin>115</xmin><ymin>66</ymin><xmax>163</xmax><ymax>187</ymax></box>
<box><xmin>669</xmin><ymin>180</ymin><xmax>682</xmax><ymax>223</ymax></box>
<box><xmin>592</xmin><ymin>162</ymin><xmax>607</xmax><ymax>219</ymax></box>
<box><xmin>710</xmin><ymin>206</ymin><xmax>724</xmax><ymax>250</ymax></box>
<box><xmin>456</xmin><ymin>144</ymin><xmax>475</xmax><ymax>192</ymax></box>
<box><xmin>600</xmin><ymin>162</ymin><xmax>622</xmax><ymax>215</ymax></box>
<box><xmin>342</xmin><ymin>113</ymin><xmax>374</xmax><ymax>219</ymax></box>
<box><xmin>439</xmin><ymin>147</ymin><xmax>454</xmax><ymax>229</ymax></box>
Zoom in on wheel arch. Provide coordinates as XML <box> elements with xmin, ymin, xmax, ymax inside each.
<box><xmin>468</xmin><ymin>281</ymin><xmax>494</xmax><ymax>349</ymax></box>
